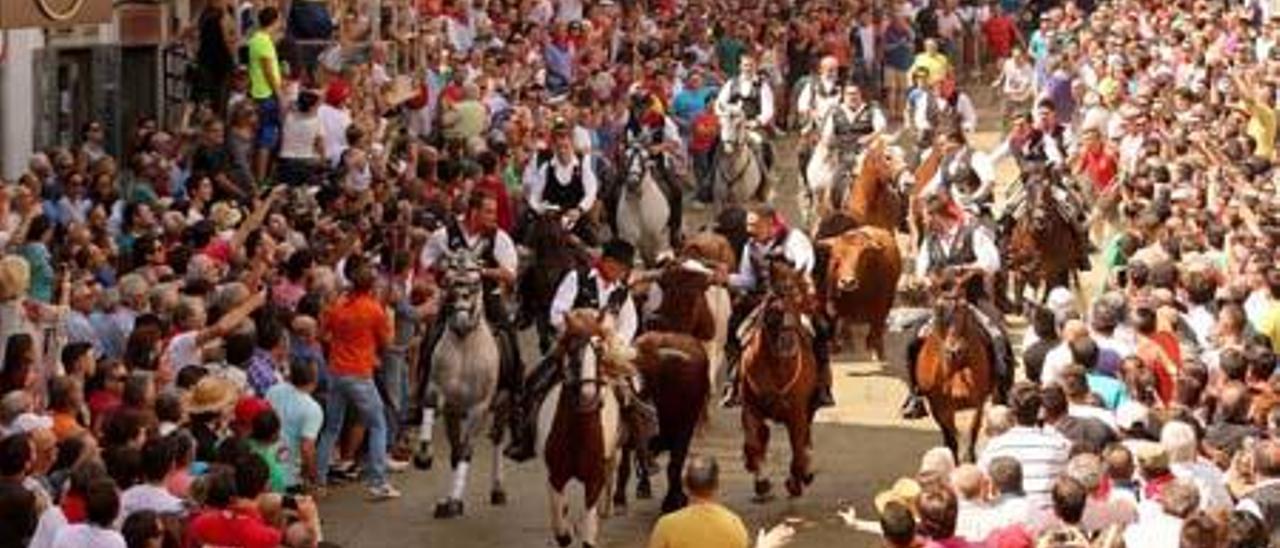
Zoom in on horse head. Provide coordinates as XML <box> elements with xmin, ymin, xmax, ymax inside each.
<box><xmin>761</xmin><ymin>261</ymin><xmax>809</xmax><ymax>359</ymax></box>
<box><xmin>442</xmin><ymin>251</ymin><xmax>486</xmax><ymax>335</ymax></box>
<box><xmin>929</xmin><ymin>272</ymin><xmax>979</xmax><ymax>366</ymax></box>
<box><xmin>720</xmin><ymin>108</ymin><xmax>747</xmax><ymax>150</ymax></box>
<box><xmin>1024</xmin><ymin>170</ymin><xmax>1059</xmax><ymax>234</ymax></box>
<box><xmin>559</xmin><ymin>309</ymin><xmax>635</xmax><ymax>410</ymax></box>
<box><xmin>622</xmin><ymin>143</ymin><xmax>652</xmax><ymax>196</ymax></box>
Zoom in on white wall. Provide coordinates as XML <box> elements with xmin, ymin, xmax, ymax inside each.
<box><xmin>0</xmin><ymin>29</ymin><xmax>45</xmax><ymax>180</ymax></box>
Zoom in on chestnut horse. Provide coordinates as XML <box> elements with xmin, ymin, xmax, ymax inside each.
<box><xmin>913</xmin><ymin>274</ymin><xmax>994</xmax><ymax>462</ymax></box>
<box><xmin>816</xmin><ymin>225</ymin><xmax>903</xmax><ymax>361</ymax></box>
<box><xmin>537</xmin><ymin>311</ymin><xmax>626</xmax><ymax>548</ymax></box>
<box><xmin>612</xmin><ymin>333</ymin><xmax>710</xmax><ymax>514</ymax></box>
<box><xmin>844</xmin><ymin>142</ymin><xmax>904</xmax><ymax>233</ymax></box>
<box><xmin>908</xmin><ymin>145</ymin><xmax>948</xmax><ymax>252</ymax></box>
<box><xmin>1004</xmin><ymin>176</ymin><xmax>1084</xmax><ymax>307</ymax></box>
<box><xmin>740</xmin><ymin>262</ymin><xmax>819</xmax><ymax>499</ymax></box>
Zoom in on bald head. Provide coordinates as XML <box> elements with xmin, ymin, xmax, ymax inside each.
<box><xmin>1060</xmin><ymin>319</ymin><xmax>1088</xmax><ymax>342</ymax></box>
<box><xmin>950</xmin><ymin>464</ymin><xmax>985</xmax><ymax>501</ymax></box>
<box><xmin>683</xmin><ymin>455</ymin><xmax>721</xmax><ymax>499</ymax></box>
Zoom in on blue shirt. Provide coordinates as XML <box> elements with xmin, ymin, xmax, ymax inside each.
<box><xmin>265</xmin><ymin>382</ymin><xmax>323</xmax><ymax>488</ymax></box>
<box><xmin>246</xmin><ymin>349</ymin><xmax>280</xmax><ymax>397</ymax></box>
<box><xmin>1087</xmin><ymin>373</ymin><xmax>1129</xmax><ymax>411</ymax></box>
<box><xmin>290</xmin><ymin>341</ymin><xmax>330</xmax><ymax>393</ymax></box>
<box><xmin>543</xmin><ymin>42</ymin><xmax>574</xmax><ymax>90</ymax></box>
<box><xmin>671</xmin><ymin>86</ymin><xmax>717</xmax><ymax>125</ymax></box>
<box><xmin>20</xmin><ymin>243</ymin><xmax>54</xmax><ymax>303</ymax></box>
<box><xmin>883</xmin><ymin>25</ymin><xmax>916</xmax><ymax>71</ymax></box>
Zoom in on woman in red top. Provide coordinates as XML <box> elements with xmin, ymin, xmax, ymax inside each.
<box><xmin>473</xmin><ymin>151</ymin><xmax>515</xmax><ymax>232</ymax></box>
<box><xmin>1074</xmin><ymin>128</ymin><xmax>1118</xmax><ymax>194</ymax></box>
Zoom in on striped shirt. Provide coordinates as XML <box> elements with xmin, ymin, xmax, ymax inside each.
<box><xmin>979</xmin><ymin>426</ymin><xmax>1071</xmax><ymax>508</ymax></box>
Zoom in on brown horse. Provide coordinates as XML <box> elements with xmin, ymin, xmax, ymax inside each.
<box><xmin>844</xmin><ymin>142</ymin><xmax>904</xmax><ymax>232</ymax></box>
<box><xmin>908</xmin><ymin>144</ymin><xmax>948</xmax><ymax>252</ymax></box>
<box><xmin>913</xmin><ymin>275</ymin><xmax>995</xmax><ymax>462</ymax></box>
<box><xmin>649</xmin><ymin>235</ymin><xmax>735</xmax><ymax>389</ymax></box>
<box><xmin>740</xmin><ymin>262</ymin><xmax>820</xmax><ymax>499</ymax></box>
<box><xmin>816</xmin><ymin>226</ymin><xmax>903</xmax><ymax>360</ymax></box>
<box><xmin>612</xmin><ymin>333</ymin><xmax>710</xmax><ymax>514</ymax></box>
<box><xmin>519</xmin><ymin>212</ymin><xmax>591</xmax><ymax>351</ymax></box>
<box><xmin>537</xmin><ymin>310</ymin><xmax>626</xmax><ymax>548</ymax></box>
<box><xmin>1004</xmin><ymin>177</ymin><xmax>1084</xmax><ymax>307</ymax></box>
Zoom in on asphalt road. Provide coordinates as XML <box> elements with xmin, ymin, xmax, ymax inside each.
<box><xmin>317</xmin><ymin>86</ymin><xmax>1045</xmax><ymax>548</ymax></box>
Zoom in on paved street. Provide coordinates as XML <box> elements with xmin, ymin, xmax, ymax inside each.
<box><xmin>317</xmin><ymin>88</ymin><xmax>1047</xmax><ymax>547</ymax></box>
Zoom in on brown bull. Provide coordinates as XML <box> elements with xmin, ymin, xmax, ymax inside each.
<box><xmin>613</xmin><ymin>333</ymin><xmax>710</xmax><ymax>514</ymax></box>
<box><xmin>816</xmin><ymin>226</ymin><xmax>903</xmax><ymax>361</ymax></box>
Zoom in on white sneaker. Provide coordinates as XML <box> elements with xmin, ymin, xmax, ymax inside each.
<box><xmin>367</xmin><ymin>483</ymin><xmax>402</xmax><ymax>501</ymax></box>
<box><xmin>386</xmin><ymin>457</ymin><xmax>411</xmax><ymax>473</ymax></box>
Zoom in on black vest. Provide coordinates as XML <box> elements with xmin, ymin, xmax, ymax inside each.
<box><xmin>1024</xmin><ymin>124</ymin><xmax>1066</xmax><ymax>164</ymax></box>
<box><xmin>572</xmin><ymin>267</ymin><xmax>629</xmax><ymax>314</ymax></box>
<box><xmin>729</xmin><ymin>77</ymin><xmax>763</xmax><ymax>119</ymax></box>
<box><xmin>833</xmin><ymin>105</ymin><xmax>876</xmax><ymax>148</ymax></box>
<box><xmin>926</xmin><ymin>222</ymin><xmax>978</xmax><ymax>275</ymax></box>
<box><xmin>543</xmin><ymin>156</ymin><xmax>586</xmax><ymax>210</ymax></box>
<box><xmin>445</xmin><ymin>221</ymin><xmax>508</xmax><ymax>322</ymax></box>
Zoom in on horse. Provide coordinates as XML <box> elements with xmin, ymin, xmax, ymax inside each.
<box><xmin>845</xmin><ymin>141</ymin><xmax>904</xmax><ymax>232</ymax></box>
<box><xmin>614</xmin><ymin>143</ymin><xmax>673</xmax><ymax>265</ymax></box>
<box><xmin>537</xmin><ymin>310</ymin><xmax>627</xmax><ymax>548</ymax></box>
<box><xmin>675</xmin><ymin>233</ymin><xmax>736</xmax><ymax>387</ymax></box>
<box><xmin>908</xmin><ymin>144</ymin><xmax>948</xmax><ymax>253</ymax></box>
<box><xmin>815</xmin><ymin>225</ymin><xmax>903</xmax><ymax>361</ymax></box>
<box><xmin>612</xmin><ymin>333</ymin><xmax>710</xmax><ymax>514</ymax></box>
<box><xmin>740</xmin><ymin>261</ymin><xmax>820</xmax><ymax>499</ymax></box>
<box><xmin>518</xmin><ymin>211</ymin><xmax>591</xmax><ymax>352</ymax></box>
<box><xmin>419</xmin><ymin>250</ymin><xmax>508</xmax><ymax>518</ymax></box>
<box><xmin>913</xmin><ymin>273</ymin><xmax>995</xmax><ymax>462</ymax></box>
<box><xmin>1004</xmin><ymin>174</ymin><xmax>1084</xmax><ymax>308</ymax></box>
<box><xmin>713</xmin><ymin>108</ymin><xmax>765</xmax><ymax>209</ymax></box>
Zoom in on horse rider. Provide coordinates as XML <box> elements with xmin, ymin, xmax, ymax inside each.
<box><xmin>919</xmin><ymin>127</ymin><xmax>996</xmax><ymax>223</ymax></box>
<box><xmin>797</xmin><ymin>56</ymin><xmax>844</xmax><ymax>181</ymax></box>
<box><xmin>901</xmin><ymin>191</ymin><xmax>1013</xmax><ymax>419</ymax></box>
<box><xmin>997</xmin><ymin>100</ymin><xmax>1091</xmax><ymax>263</ymax></box>
<box><xmin>715</xmin><ymin>53</ymin><xmax>777</xmax><ymax>187</ymax></box>
<box><xmin>505</xmin><ymin>239</ymin><xmax>658</xmax><ymax>470</ymax></box>
<box><xmin>817</xmin><ymin>83</ymin><xmax>888</xmax><ymax>200</ymax></box>
<box><xmin>714</xmin><ymin>205</ymin><xmax>836</xmax><ymax>410</ymax></box>
<box><xmin>913</xmin><ymin>74</ymin><xmax>977</xmax><ymax>154</ymax></box>
<box><xmin>525</xmin><ymin>117</ymin><xmax>601</xmax><ymax>246</ymax></box>
<box><xmin>418</xmin><ymin>191</ymin><xmax>526</xmax><ymax>445</ymax></box>
<box><xmin>619</xmin><ymin>88</ymin><xmax>686</xmax><ymax>249</ymax></box>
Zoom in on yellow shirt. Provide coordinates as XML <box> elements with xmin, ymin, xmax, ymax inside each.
<box><xmin>910</xmin><ymin>52</ymin><xmax>951</xmax><ymax>84</ymax></box>
<box><xmin>247</xmin><ymin>30</ymin><xmax>280</xmax><ymax>100</ymax></box>
<box><xmin>1245</xmin><ymin>98</ymin><xmax>1277</xmax><ymax>160</ymax></box>
<box><xmin>648</xmin><ymin>502</ymin><xmax>749</xmax><ymax>548</ymax></box>
<box><xmin>1258</xmin><ymin>301</ymin><xmax>1280</xmax><ymax>354</ymax></box>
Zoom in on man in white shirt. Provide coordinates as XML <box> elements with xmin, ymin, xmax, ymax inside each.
<box><xmin>525</xmin><ymin>119</ymin><xmax>601</xmax><ymax>244</ymax></box>
<box><xmin>979</xmin><ymin>383</ymin><xmax>1071</xmax><ymax>509</ymax></box>
<box><xmin>714</xmin><ymin>206</ymin><xmax>833</xmax><ymax>408</ymax></box>
<box><xmin>796</xmin><ymin>56</ymin><xmax>843</xmax><ymax>188</ymax></box>
<box><xmin>318</xmin><ymin>81</ymin><xmax>353</xmax><ymax>167</ymax></box>
<box><xmin>506</xmin><ymin>240</ymin><xmax>648</xmax><ymax>462</ymax></box>
<box><xmin>716</xmin><ymin>54</ymin><xmax>777</xmax><ymax>182</ymax></box>
<box><xmin>902</xmin><ymin>191</ymin><xmax>1009</xmax><ymax>418</ymax></box>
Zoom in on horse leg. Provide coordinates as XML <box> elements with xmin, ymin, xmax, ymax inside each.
<box><xmin>435</xmin><ymin>412</ymin><xmax>471</xmax><ymax>519</ymax></box>
<box><xmin>742</xmin><ymin>407</ymin><xmax>773</xmax><ymax>501</ymax></box>
<box><xmin>414</xmin><ymin>390</ymin><xmax>437</xmax><ymax>470</ymax></box>
<box><xmin>612</xmin><ymin>445</ymin><xmax>632</xmax><ymax>511</ymax></box>
<box><xmin>867</xmin><ymin>320</ymin><xmax>887</xmax><ymax>363</ymax></box>
<box><xmin>490</xmin><ymin>405</ymin><xmax>508</xmax><ymax>506</ymax></box>
<box><xmin>581</xmin><ymin>500</ymin><xmax>602</xmax><ymax>548</ymax></box>
<box><xmin>784</xmin><ymin>417</ymin><xmax>814</xmax><ymax>498</ymax></box>
<box><xmin>662</xmin><ymin>443</ymin><xmax>691</xmax><ymax>513</ymax></box>
<box><xmin>548</xmin><ymin>485</ymin><xmax>572</xmax><ymax>547</ymax></box>
<box><xmin>965</xmin><ymin>402</ymin><xmax>986</xmax><ymax>464</ymax></box>
<box><xmin>931</xmin><ymin>400</ymin><xmax>960</xmax><ymax>462</ymax></box>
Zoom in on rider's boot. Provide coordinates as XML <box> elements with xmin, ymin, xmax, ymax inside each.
<box><xmin>503</xmin><ymin>357</ymin><xmax>558</xmax><ymax>462</ymax></box>
<box><xmin>812</xmin><ymin>315</ymin><xmax>836</xmax><ymax>409</ymax></box>
<box><xmin>901</xmin><ymin>337</ymin><xmax>929</xmax><ymax>419</ymax></box>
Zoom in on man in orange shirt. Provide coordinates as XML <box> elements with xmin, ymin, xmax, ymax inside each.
<box><xmin>316</xmin><ymin>264</ymin><xmax>402</xmax><ymax>500</ymax></box>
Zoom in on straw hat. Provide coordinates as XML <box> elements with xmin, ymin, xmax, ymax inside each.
<box><xmin>185</xmin><ymin>377</ymin><xmax>238</xmax><ymax>414</ymax></box>
<box><xmin>209</xmin><ymin>202</ymin><xmax>243</xmax><ymax>232</ymax></box>
<box><xmin>873</xmin><ymin>477</ymin><xmax>922</xmax><ymax>514</ymax></box>
<box><xmin>0</xmin><ymin>255</ymin><xmax>31</xmax><ymax>301</ymax></box>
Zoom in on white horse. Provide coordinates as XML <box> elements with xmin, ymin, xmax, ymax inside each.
<box><xmin>615</xmin><ymin>144</ymin><xmax>672</xmax><ymax>265</ymax></box>
<box><xmin>713</xmin><ymin>108</ymin><xmax>764</xmax><ymax>209</ymax></box>
<box><xmin>419</xmin><ymin>250</ymin><xmax>506</xmax><ymax>519</ymax></box>
<box><xmin>537</xmin><ymin>310</ymin><xmax>626</xmax><ymax>548</ymax></box>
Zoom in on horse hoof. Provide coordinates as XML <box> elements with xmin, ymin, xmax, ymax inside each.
<box><xmin>785</xmin><ymin>477</ymin><xmax>804</xmax><ymax>498</ymax></box>
<box><xmin>490</xmin><ymin>489</ymin><xmax>508</xmax><ymax>506</ymax></box>
<box><xmin>636</xmin><ymin>480</ymin><xmax>653</xmax><ymax>500</ymax></box>
<box><xmin>753</xmin><ymin>478</ymin><xmax>773</xmax><ymax>501</ymax></box>
<box><xmin>554</xmin><ymin>534</ymin><xmax>573</xmax><ymax>547</ymax></box>
<box><xmin>413</xmin><ymin>446</ymin><xmax>433</xmax><ymax>471</ymax></box>
<box><xmin>433</xmin><ymin>499</ymin><xmax>464</xmax><ymax>519</ymax></box>
<box><xmin>803</xmin><ymin>472</ymin><xmax>815</xmax><ymax>486</ymax></box>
